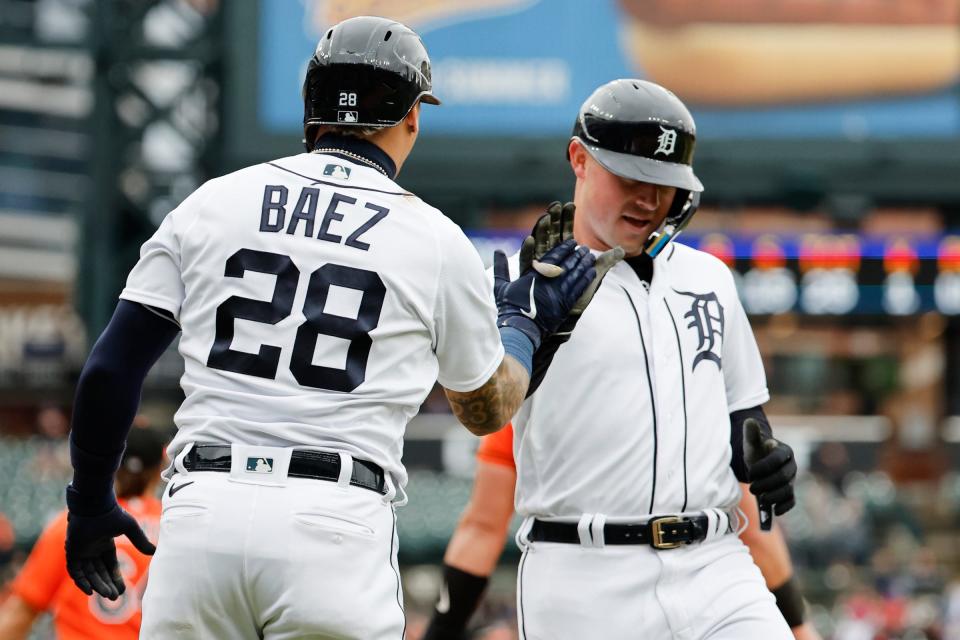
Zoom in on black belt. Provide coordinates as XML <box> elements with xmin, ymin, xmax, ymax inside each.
<box><xmin>528</xmin><ymin>514</ymin><xmax>719</xmax><ymax>550</ymax></box>
<box><xmin>183</xmin><ymin>444</ymin><xmax>387</xmax><ymax>495</ymax></box>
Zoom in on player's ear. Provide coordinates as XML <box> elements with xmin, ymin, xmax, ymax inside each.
<box><xmin>568</xmin><ymin>140</ymin><xmax>588</xmax><ymax>180</ymax></box>
<box><xmin>406</xmin><ymin>102</ymin><xmax>421</xmax><ymax>135</ymax></box>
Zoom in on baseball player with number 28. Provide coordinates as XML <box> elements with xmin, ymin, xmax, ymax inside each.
<box><xmin>60</xmin><ymin>16</ymin><xmax>621</xmax><ymax>640</ymax></box>
<box><xmin>425</xmin><ymin>80</ymin><xmax>806</xmax><ymax>640</ymax></box>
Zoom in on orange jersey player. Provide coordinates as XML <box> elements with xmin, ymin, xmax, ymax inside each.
<box><xmin>475</xmin><ymin>422</ymin><xmax>515</xmax><ymax>469</ymax></box>
<box><xmin>423</xmin><ymin>424</ymin><xmax>823</xmax><ymax>640</ymax></box>
<box><xmin>0</xmin><ymin>427</ymin><xmax>166</xmax><ymax>640</ymax></box>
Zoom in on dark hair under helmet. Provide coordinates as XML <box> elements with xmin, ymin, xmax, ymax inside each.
<box><xmin>302</xmin><ymin>15</ymin><xmax>440</xmax><ymax>150</ymax></box>
<box><xmin>571</xmin><ymin>79</ymin><xmax>703</xmax><ymax>257</ymax></box>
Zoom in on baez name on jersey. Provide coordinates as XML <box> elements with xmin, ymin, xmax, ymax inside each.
<box><xmin>259</xmin><ymin>185</ymin><xmax>388</xmax><ymax>251</ymax></box>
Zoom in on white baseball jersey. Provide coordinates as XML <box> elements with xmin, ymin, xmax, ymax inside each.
<box><xmin>120</xmin><ymin>152</ymin><xmax>503</xmax><ymax>490</ymax></box>
<box><xmin>510</xmin><ymin>243</ymin><xmax>768</xmax><ymax>519</ymax></box>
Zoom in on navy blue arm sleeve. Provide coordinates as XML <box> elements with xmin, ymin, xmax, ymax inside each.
<box><xmin>729</xmin><ymin>405</ymin><xmax>773</xmax><ymax>483</ymax></box>
<box><xmin>68</xmin><ymin>300</ymin><xmax>180</xmax><ymax>514</ymax></box>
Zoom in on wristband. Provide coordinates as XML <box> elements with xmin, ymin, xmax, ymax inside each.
<box><xmin>772</xmin><ymin>575</ymin><xmax>806</xmax><ymax>628</ymax></box>
<box><xmin>499</xmin><ymin>326</ymin><xmax>534</xmax><ymax>376</ymax></box>
<box><xmin>422</xmin><ymin>564</ymin><xmax>490</xmax><ymax>640</ymax></box>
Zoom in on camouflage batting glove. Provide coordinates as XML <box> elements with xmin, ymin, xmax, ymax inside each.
<box><xmin>519</xmin><ymin>201</ymin><xmax>576</xmax><ymax>277</ymax></box>
<box><xmin>522</xmin><ymin>202</ymin><xmax>624</xmax><ymax>336</ymax></box>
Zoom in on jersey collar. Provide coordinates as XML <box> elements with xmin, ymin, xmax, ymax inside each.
<box><xmin>624</xmin><ymin>253</ymin><xmax>654</xmax><ymax>285</ymax></box>
<box><xmin>311</xmin><ymin>133</ymin><xmax>397</xmax><ymax>180</ymax></box>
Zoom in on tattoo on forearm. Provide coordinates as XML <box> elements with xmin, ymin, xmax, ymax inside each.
<box><xmin>445</xmin><ymin>356</ymin><xmax>529</xmax><ymax>434</ymax></box>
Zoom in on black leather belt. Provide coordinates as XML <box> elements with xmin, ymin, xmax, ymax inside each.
<box><xmin>183</xmin><ymin>444</ymin><xmax>387</xmax><ymax>495</ymax></box>
<box><xmin>528</xmin><ymin>514</ymin><xmax>719</xmax><ymax>550</ymax></box>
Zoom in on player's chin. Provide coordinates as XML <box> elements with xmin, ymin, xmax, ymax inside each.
<box><xmin>614</xmin><ymin>219</ymin><xmax>653</xmax><ymax>255</ymax></box>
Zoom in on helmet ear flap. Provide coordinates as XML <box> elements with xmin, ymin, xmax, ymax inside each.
<box><xmin>644</xmin><ymin>190</ymin><xmax>700</xmax><ymax>258</ymax></box>
<box><xmin>667</xmin><ymin>190</ymin><xmax>699</xmax><ymax>232</ymax></box>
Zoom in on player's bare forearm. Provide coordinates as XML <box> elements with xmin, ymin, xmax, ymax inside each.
<box><xmin>444</xmin><ymin>355</ymin><xmax>530</xmax><ymax>436</ymax></box>
<box><xmin>444</xmin><ymin>461</ymin><xmax>517</xmax><ymax>575</ymax></box>
<box><xmin>791</xmin><ymin>622</ymin><xmax>823</xmax><ymax>640</ymax></box>
<box><xmin>0</xmin><ymin>595</ymin><xmax>40</xmax><ymax>640</ymax></box>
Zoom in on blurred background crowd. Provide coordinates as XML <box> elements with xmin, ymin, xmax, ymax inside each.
<box><xmin>1</xmin><ymin>1</ymin><xmax>960</xmax><ymax>638</ymax></box>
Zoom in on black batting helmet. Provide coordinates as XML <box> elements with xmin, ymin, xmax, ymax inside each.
<box><xmin>302</xmin><ymin>16</ymin><xmax>441</xmax><ymax>150</ymax></box>
<box><xmin>571</xmin><ymin>79</ymin><xmax>703</xmax><ymax>257</ymax></box>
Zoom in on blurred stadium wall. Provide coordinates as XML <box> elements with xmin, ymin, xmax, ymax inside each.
<box><xmin>2</xmin><ymin>2</ymin><xmax>960</xmax><ymax>639</ymax></box>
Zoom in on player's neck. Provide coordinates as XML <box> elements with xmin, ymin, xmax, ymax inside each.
<box><xmin>624</xmin><ymin>252</ymin><xmax>654</xmax><ymax>285</ymax></box>
<box><xmin>312</xmin><ymin>133</ymin><xmax>398</xmax><ymax>179</ymax></box>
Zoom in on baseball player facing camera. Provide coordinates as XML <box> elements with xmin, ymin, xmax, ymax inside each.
<box><xmin>426</xmin><ymin>80</ymin><xmax>806</xmax><ymax>640</ymax></box>
<box><xmin>62</xmin><ymin>16</ymin><xmax>620</xmax><ymax>640</ymax></box>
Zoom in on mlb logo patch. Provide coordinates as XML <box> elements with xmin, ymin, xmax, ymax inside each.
<box><xmin>323</xmin><ymin>164</ymin><xmax>351</xmax><ymax>180</ymax></box>
<box><xmin>246</xmin><ymin>457</ymin><xmax>274</xmax><ymax>473</ymax></box>
<box><xmin>338</xmin><ymin>110</ymin><xmax>358</xmax><ymax>123</ymax></box>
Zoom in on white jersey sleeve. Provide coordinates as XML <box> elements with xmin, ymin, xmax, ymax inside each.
<box><xmin>722</xmin><ymin>280</ymin><xmax>770</xmax><ymax>412</ymax></box>
<box><xmin>433</xmin><ymin>223</ymin><xmax>504</xmax><ymax>392</ymax></box>
<box><xmin>119</xmin><ymin>186</ymin><xmax>208</xmax><ymax>321</ymax></box>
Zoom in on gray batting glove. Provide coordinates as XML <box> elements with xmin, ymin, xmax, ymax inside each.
<box><xmin>518</xmin><ymin>203</ymin><xmax>622</xmax><ymax>398</ymax></box>
<box><xmin>570</xmin><ymin>246</ymin><xmax>624</xmax><ymax>317</ymax></box>
<box><xmin>520</xmin><ymin>201</ymin><xmax>576</xmax><ymax>277</ymax></box>
<box><xmin>521</xmin><ymin>202</ymin><xmax>623</xmax><ymax>320</ymax></box>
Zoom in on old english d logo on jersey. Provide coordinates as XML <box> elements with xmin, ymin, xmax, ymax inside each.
<box><xmin>246</xmin><ymin>457</ymin><xmax>274</xmax><ymax>473</ymax></box>
<box><xmin>674</xmin><ymin>289</ymin><xmax>724</xmax><ymax>370</ymax></box>
<box><xmin>655</xmin><ymin>126</ymin><xmax>677</xmax><ymax>156</ymax></box>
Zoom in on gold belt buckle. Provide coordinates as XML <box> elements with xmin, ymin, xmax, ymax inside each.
<box><xmin>650</xmin><ymin>516</ymin><xmax>683</xmax><ymax>550</ymax></box>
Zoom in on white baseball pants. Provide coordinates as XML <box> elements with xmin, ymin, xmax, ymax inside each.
<box><xmin>140</xmin><ymin>445</ymin><xmax>405</xmax><ymax>639</ymax></box>
<box><xmin>515</xmin><ymin>517</ymin><xmax>792</xmax><ymax>640</ymax></box>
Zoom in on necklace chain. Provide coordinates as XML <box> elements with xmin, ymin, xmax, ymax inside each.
<box><xmin>312</xmin><ymin>148</ymin><xmax>388</xmax><ymax>176</ymax></box>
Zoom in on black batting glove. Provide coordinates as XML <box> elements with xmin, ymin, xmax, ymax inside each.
<box><xmin>494</xmin><ymin>239</ymin><xmax>596</xmax><ymax>350</ymax></box>
<box><xmin>743</xmin><ymin>419</ymin><xmax>798</xmax><ymax>516</ymax></box>
<box><xmin>65</xmin><ymin>486</ymin><xmax>156</xmax><ymax>600</ymax></box>
<box><xmin>422</xmin><ymin>564</ymin><xmax>490</xmax><ymax>640</ymax></box>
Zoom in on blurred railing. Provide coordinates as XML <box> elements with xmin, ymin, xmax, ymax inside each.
<box><xmin>0</xmin><ymin>42</ymin><xmax>89</xmax><ymax>288</ymax></box>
